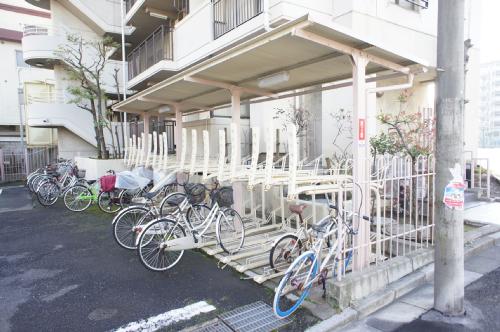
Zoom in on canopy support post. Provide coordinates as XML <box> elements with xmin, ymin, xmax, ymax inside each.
<box><xmin>350</xmin><ymin>54</ymin><xmax>371</xmax><ymax>272</ymax></box>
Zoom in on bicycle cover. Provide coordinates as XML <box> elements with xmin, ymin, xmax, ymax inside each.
<box><xmin>114</xmin><ymin>171</ymin><xmax>150</xmax><ymax>190</ymax></box>
<box><xmin>99</xmin><ymin>174</ymin><xmax>116</xmax><ymax>192</ymax></box>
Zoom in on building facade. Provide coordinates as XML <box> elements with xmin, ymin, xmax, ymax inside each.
<box><xmin>0</xmin><ymin>0</ymin><xmax>55</xmax><ymax>151</ymax></box>
<box><xmin>21</xmin><ymin>0</ymin><xmax>481</xmax><ymax>161</ymax></box>
<box><xmin>480</xmin><ymin>61</ymin><xmax>500</xmax><ymax>148</ymax></box>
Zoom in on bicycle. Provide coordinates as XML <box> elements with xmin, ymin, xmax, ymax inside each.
<box><xmin>114</xmin><ymin>178</ymin><xmax>226</xmax><ymax>251</ymax></box>
<box><xmin>62</xmin><ymin>170</ymin><xmax>123</xmax><ymax>213</ymax></box>
<box><xmin>273</xmin><ymin>204</ymin><xmax>370</xmax><ymax>318</ymax></box>
<box><xmin>36</xmin><ymin>164</ymin><xmax>79</xmax><ymax>206</ymax></box>
<box><xmin>269</xmin><ymin>204</ymin><xmax>336</xmax><ymax>273</ymax></box>
<box><xmin>135</xmin><ymin>184</ymin><xmax>244</xmax><ymax>271</ymax></box>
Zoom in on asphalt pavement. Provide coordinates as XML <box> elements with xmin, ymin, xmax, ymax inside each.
<box><xmin>0</xmin><ymin>186</ymin><xmax>317</xmax><ymax>332</ymax></box>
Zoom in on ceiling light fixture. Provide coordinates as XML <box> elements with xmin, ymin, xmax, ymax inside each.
<box><xmin>258</xmin><ymin>71</ymin><xmax>290</xmax><ymax>88</ymax></box>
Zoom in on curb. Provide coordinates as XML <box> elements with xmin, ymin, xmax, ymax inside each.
<box><xmin>306</xmin><ymin>228</ymin><xmax>500</xmax><ymax>332</ymax></box>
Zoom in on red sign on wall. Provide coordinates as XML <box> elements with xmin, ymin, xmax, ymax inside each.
<box><xmin>359</xmin><ymin>119</ymin><xmax>366</xmax><ymax>141</ymax></box>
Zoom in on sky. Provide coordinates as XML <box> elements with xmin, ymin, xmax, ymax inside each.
<box><xmin>480</xmin><ymin>0</ymin><xmax>500</xmax><ymax>63</ymax></box>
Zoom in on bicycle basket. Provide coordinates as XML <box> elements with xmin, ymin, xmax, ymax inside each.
<box><xmin>211</xmin><ymin>186</ymin><xmax>233</xmax><ymax>208</ymax></box>
<box><xmin>186</xmin><ymin>184</ymin><xmax>206</xmax><ymax>204</ymax></box>
<box><xmin>99</xmin><ymin>174</ymin><xmax>116</xmax><ymax>193</ymax></box>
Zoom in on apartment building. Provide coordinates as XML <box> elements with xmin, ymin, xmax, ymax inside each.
<box><xmin>22</xmin><ymin>0</ymin><xmax>481</xmax><ymax>162</ymax></box>
<box><xmin>0</xmin><ymin>1</ymin><xmax>54</xmax><ymax>151</ymax></box>
<box><xmin>480</xmin><ymin>61</ymin><xmax>500</xmax><ymax>148</ymax></box>
<box><xmin>21</xmin><ymin>0</ymin><xmax>128</xmax><ymax>159</ymax></box>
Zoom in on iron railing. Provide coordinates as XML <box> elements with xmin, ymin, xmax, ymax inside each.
<box><xmin>213</xmin><ymin>0</ymin><xmax>264</xmax><ymax>39</ymax></box>
<box><xmin>0</xmin><ymin>146</ymin><xmax>58</xmax><ymax>183</ymax></box>
<box><xmin>126</xmin><ymin>25</ymin><xmax>174</xmax><ymax>80</ymax></box>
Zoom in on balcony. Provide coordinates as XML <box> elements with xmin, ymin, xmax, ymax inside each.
<box><xmin>22</xmin><ymin>25</ymin><xmax>64</xmax><ymax>69</ymax></box>
<box><xmin>127</xmin><ymin>25</ymin><xmax>174</xmax><ymax>81</ymax></box>
<box><xmin>213</xmin><ymin>0</ymin><xmax>264</xmax><ymax>39</ymax></box>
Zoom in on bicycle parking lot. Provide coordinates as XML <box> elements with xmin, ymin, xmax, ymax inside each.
<box><xmin>0</xmin><ymin>186</ymin><xmax>317</xmax><ymax>332</ymax></box>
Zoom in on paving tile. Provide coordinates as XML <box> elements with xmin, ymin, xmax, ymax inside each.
<box><xmin>464</xmin><ymin>255</ymin><xmax>500</xmax><ymax>274</ymax></box>
<box><xmin>464</xmin><ymin>269</ymin><xmax>483</xmax><ymax>286</ymax></box>
<box><xmin>476</xmin><ymin>246</ymin><xmax>500</xmax><ymax>262</ymax></box>
<box><xmin>365</xmin><ymin>302</ymin><xmax>426</xmax><ymax>332</ymax></box>
<box><xmin>399</xmin><ymin>284</ymin><xmax>434</xmax><ymax>310</ymax></box>
<box><xmin>341</xmin><ymin>321</ymin><xmax>383</xmax><ymax>332</ymax></box>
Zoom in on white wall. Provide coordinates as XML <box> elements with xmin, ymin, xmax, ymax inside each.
<box><xmin>58</xmin><ymin>128</ymin><xmax>96</xmax><ymax>159</ymax></box>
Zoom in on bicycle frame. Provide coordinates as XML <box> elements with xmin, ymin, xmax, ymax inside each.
<box><xmin>163</xmin><ymin>201</ymin><xmax>224</xmax><ymax>251</ymax></box>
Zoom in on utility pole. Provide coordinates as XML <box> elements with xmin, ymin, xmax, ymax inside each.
<box><xmin>434</xmin><ymin>0</ymin><xmax>466</xmax><ymax>316</ymax></box>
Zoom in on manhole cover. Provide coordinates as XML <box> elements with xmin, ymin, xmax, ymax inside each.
<box><xmin>88</xmin><ymin>308</ymin><xmax>118</xmax><ymax>321</ymax></box>
<box><xmin>219</xmin><ymin>301</ymin><xmax>291</xmax><ymax>332</ymax></box>
<box><xmin>195</xmin><ymin>319</ymin><xmax>233</xmax><ymax>332</ymax></box>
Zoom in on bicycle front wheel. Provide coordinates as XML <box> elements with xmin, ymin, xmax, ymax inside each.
<box><xmin>113</xmin><ymin>206</ymin><xmax>156</xmax><ymax>250</ymax></box>
<box><xmin>98</xmin><ymin>190</ymin><xmax>122</xmax><ymax>214</ymax></box>
<box><xmin>216</xmin><ymin>208</ymin><xmax>245</xmax><ymax>255</ymax></box>
<box><xmin>137</xmin><ymin>218</ymin><xmax>186</xmax><ymax>271</ymax></box>
<box><xmin>36</xmin><ymin>181</ymin><xmax>60</xmax><ymax>206</ymax></box>
<box><xmin>273</xmin><ymin>251</ymin><xmax>319</xmax><ymax>318</ymax></box>
<box><xmin>63</xmin><ymin>184</ymin><xmax>92</xmax><ymax>212</ymax></box>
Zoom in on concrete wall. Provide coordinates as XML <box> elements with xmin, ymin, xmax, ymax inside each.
<box><xmin>57</xmin><ymin>127</ymin><xmax>96</xmax><ymax>159</ymax></box>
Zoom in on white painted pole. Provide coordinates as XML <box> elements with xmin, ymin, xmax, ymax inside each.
<box><xmin>350</xmin><ymin>54</ymin><xmax>371</xmax><ymax>271</ymax></box>
<box><xmin>175</xmin><ymin>106</ymin><xmax>183</xmax><ymax>162</ymax></box>
<box><xmin>231</xmin><ymin>89</ymin><xmax>243</xmax><ymax>214</ymax></box>
<box><xmin>120</xmin><ymin>0</ymin><xmax>128</xmax><ymax>155</ymax></box>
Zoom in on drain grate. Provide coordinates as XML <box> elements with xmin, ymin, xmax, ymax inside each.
<box><xmin>219</xmin><ymin>301</ymin><xmax>291</xmax><ymax>332</ymax></box>
<box><xmin>195</xmin><ymin>319</ymin><xmax>233</xmax><ymax>332</ymax></box>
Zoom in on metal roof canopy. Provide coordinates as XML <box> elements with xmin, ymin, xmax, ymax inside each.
<box><xmin>113</xmin><ymin>15</ymin><xmax>426</xmax><ymax>115</ymax></box>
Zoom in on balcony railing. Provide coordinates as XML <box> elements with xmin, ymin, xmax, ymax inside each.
<box><xmin>126</xmin><ymin>25</ymin><xmax>174</xmax><ymax>80</ymax></box>
<box><xmin>213</xmin><ymin>0</ymin><xmax>264</xmax><ymax>39</ymax></box>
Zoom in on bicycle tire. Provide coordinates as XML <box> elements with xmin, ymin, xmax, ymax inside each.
<box><xmin>137</xmin><ymin>217</ymin><xmax>186</xmax><ymax>271</ymax></box>
<box><xmin>186</xmin><ymin>204</ymin><xmax>211</xmax><ymax>230</ymax></box>
<box><xmin>216</xmin><ymin>208</ymin><xmax>245</xmax><ymax>255</ymax></box>
<box><xmin>269</xmin><ymin>234</ymin><xmax>303</xmax><ymax>273</ymax></box>
<box><xmin>273</xmin><ymin>251</ymin><xmax>318</xmax><ymax>318</ymax></box>
<box><xmin>98</xmin><ymin>190</ymin><xmax>122</xmax><ymax>214</ymax></box>
<box><xmin>63</xmin><ymin>184</ymin><xmax>92</xmax><ymax>212</ymax></box>
<box><xmin>36</xmin><ymin>180</ymin><xmax>60</xmax><ymax>206</ymax></box>
<box><xmin>159</xmin><ymin>192</ymin><xmax>187</xmax><ymax>216</ymax></box>
<box><xmin>113</xmin><ymin>206</ymin><xmax>155</xmax><ymax>250</ymax></box>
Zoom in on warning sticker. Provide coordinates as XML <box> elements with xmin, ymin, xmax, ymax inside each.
<box><xmin>443</xmin><ymin>163</ymin><xmax>466</xmax><ymax>210</ymax></box>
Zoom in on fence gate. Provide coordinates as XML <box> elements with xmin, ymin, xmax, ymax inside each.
<box><xmin>0</xmin><ymin>147</ymin><xmax>58</xmax><ymax>183</ymax></box>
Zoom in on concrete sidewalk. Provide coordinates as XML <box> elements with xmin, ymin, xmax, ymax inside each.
<box><xmin>334</xmin><ymin>232</ymin><xmax>500</xmax><ymax>332</ymax></box>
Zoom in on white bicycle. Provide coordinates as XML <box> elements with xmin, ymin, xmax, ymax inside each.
<box><xmin>136</xmin><ymin>186</ymin><xmax>245</xmax><ymax>271</ymax></box>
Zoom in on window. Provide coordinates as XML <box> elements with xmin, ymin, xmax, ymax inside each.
<box><xmin>15</xmin><ymin>50</ymin><xmax>29</xmax><ymax>68</ymax></box>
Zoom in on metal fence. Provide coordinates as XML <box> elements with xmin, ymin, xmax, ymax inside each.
<box><xmin>321</xmin><ymin>154</ymin><xmax>436</xmax><ymax>279</ymax></box>
<box><xmin>127</xmin><ymin>25</ymin><xmax>174</xmax><ymax>80</ymax></box>
<box><xmin>213</xmin><ymin>0</ymin><xmax>264</xmax><ymax>39</ymax></box>
<box><xmin>0</xmin><ymin>146</ymin><xmax>58</xmax><ymax>183</ymax></box>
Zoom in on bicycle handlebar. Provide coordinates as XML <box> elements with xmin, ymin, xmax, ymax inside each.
<box><xmin>329</xmin><ymin>204</ymin><xmax>370</xmax><ymax>222</ymax></box>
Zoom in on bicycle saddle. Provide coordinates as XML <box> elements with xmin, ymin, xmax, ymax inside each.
<box><xmin>311</xmin><ymin>216</ymin><xmax>332</xmax><ymax>233</ymax></box>
<box><xmin>87</xmin><ymin>180</ymin><xmax>96</xmax><ymax>185</ymax></box>
<box><xmin>289</xmin><ymin>204</ymin><xmax>306</xmax><ymax>215</ymax></box>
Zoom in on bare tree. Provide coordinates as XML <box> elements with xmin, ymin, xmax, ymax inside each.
<box><xmin>273</xmin><ymin>105</ymin><xmax>311</xmax><ymax>159</ymax></box>
<box><xmin>56</xmin><ymin>34</ymin><xmax>118</xmax><ymax>159</ymax></box>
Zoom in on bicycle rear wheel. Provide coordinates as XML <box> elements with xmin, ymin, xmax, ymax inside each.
<box><xmin>216</xmin><ymin>208</ymin><xmax>245</xmax><ymax>255</ymax></box>
<box><xmin>269</xmin><ymin>235</ymin><xmax>303</xmax><ymax>273</ymax></box>
<box><xmin>113</xmin><ymin>206</ymin><xmax>156</xmax><ymax>250</ymax></box>
<box><xmin>273</xmin><ymin>251</ymin><xmax>318</xmax><ymax>318</ymax></box>
<box><xmin>137</xmin><ymin>218</ymin><xmax>186</xmax><ymax>271</ymax></box>
<box><xmin>98</xmin><ymin>190</ymin><xmax>122</xmax><ymax>214</ymax></box>
<box><xmin>63</xmin><ymin>184</ymin><xmax>92</xmax><ymax>212</ymax></box>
